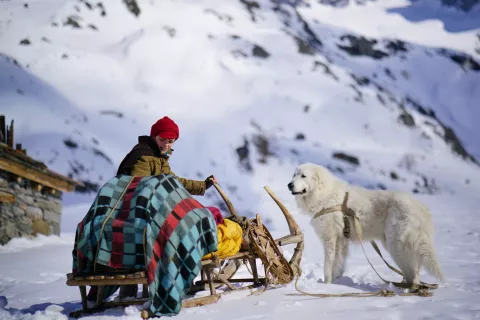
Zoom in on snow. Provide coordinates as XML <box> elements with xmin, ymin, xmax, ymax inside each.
<box><xmin>1</xmin><ymin>0</ymin><xmax>479</xmax><ymax>319</ymax></box>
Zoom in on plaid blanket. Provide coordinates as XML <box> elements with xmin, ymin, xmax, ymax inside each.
<box><xmin>72</xmin><ymin>174</ymin><xmax>218</xmax><ymax>316</ymax></box>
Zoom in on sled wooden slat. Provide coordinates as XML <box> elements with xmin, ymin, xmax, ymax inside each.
<box><xmin>196</xmin><ymin>277</ymin><xmax>266</xmax><ymax>284</ymax></box>
<box><xmin>67</xmin><ymin>277</ymin><xmax>148</xmax><ymax>286</ymax></box>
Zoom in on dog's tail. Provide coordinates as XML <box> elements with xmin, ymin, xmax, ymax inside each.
<box><xmin>419</xmin><ymin>240</ymin><xmax>445</xmax><ymax>282</ymax></box>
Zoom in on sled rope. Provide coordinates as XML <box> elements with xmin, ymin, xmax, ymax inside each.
<box><xmin>369</xmin><ymin>240</ymin><xmax>438</xmax><ymax>290</ymax></box>
<box><xmin>291</xmin><ymin>271</ymin><xmax>433</xmax><ymax>298</ymax></box>
<box><xmin>94</xmin><ymin>176</ymin><xmax>135</xmax><ymax>272</ymax></box>
<box><xmin>307</xmin><ymin>192</ymin><xmax>438</xmax><ymax>293</ymax></box>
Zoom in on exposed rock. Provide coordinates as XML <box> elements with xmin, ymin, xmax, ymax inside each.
<box><xmin>295</xmin><ymin>133</ymin><xmax>306</xmax><ymax>140</ymax></box>
<box><xmin>63</xmin><ymin>139</ymin><xmax>78</xmax><ymax>149</ymax></box>
<box><xmin>96</xmin><ymin>2</ymin><xmax>106</xmax><ymax>16</ymax></box>
<box><xmin>235</xmin><ymin>138</ymin><xmax>253</xmax><ymax>172</ymax></box>
<box><xmin>74</xmin><ymin>180</ymin><xmax>99</xmax><ymax>193</ymax></box>
<box><xmin>81</xmin><ymin>0</ymin><xmax>93</xmax><ymax>10</ymax></box>
<box><xmin>163</xmin><ymin>26</ymin><xmax>176</xmax><ymax>38</ymax></box>
<box><xmin>350</xmin><ymin>74</ymin><xmax>370</xmax><ymax>86</ymax></box>
<box><xmin>64</xmin><ymin>16</ymin><xmax>81</xmax><ymax>28</ymax></box>
<box><xmin>239</xmin><ymin>0</ymin><xmax>260</xmax><ymax>22</ymax></box>
<box><xmin>19</xmin><ymin>38</ymin><xmax>31</xmax><ymax>45</ymax></box>
<box><xmin>92</xmin><ymin>148</ymin><xmax>113</xmax><ymax>164</ymax></box>
<box><xmin>123</xmin><ymin>0</ymin><xmax>141</xmax><ymax>17</ymax></box>
<box><xmin>405</xmin><ymin>97</ymin><xmax>477</xmax><ymax>163</ymax></box>
<box><xmin>252</xmin><ymin>44</ymin><xmax>270</xmax><ymax>58</ymax></box>
<box><xmin>390</xmin><ymin>171</ymin><xmax>399</xmax><ymax>180</ymax></box>
<box><xmin>100</xmin><ymin>110</ymin><xmax>124</xmax><ymax>118</ymax></box>
<box><xmin>204</xmin><ymin>9</ymin><xmax>233</xmax><ymax>23</ymax></box>
<box><xmin>332</xmin><ymin>152</ymin><xmax>360</xmax><ymax>166</ymax></box>
<box><xmin>338</xmin><ymin>35</ymin><xmax>389</xmax><ymax>60</ymax></box>
<box><xmin>398</xmin><ymin>109</ymin><xmax>415</xmax><ymax>127</ymax></box>
<box><xmin>293</xmin><ymin>35</ymin><xmax>316</xmax><ymax>55</ymax></box>
<box><xmin>384</xmin><ymin>67</ymin><xmax>396</xmax><ymax>80</ymax></box>
<box><xmin>253</xmin><ymin>134</ymin><xmax>274</xmax><ymax>164</ymax></box>
<box><xmin>385</xmin><ymin>40</ymin><xmax>408</xmax><ymax>54</ymax></box>
<box><xmin>313</xmin><ymin>61</ymin><xmax>339</xmax><ymax>81</ymax></box>
<box><xmin>438</xmin><ymin>49</ymin><xmax>480</xmax><ymax>72</ymax></box>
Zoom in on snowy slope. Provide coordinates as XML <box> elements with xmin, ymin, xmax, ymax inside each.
<box><xmin>0</xmin><ymin>0</ymin><xmax>480</xmax><ymax>319</ymax></box>
<box><xmin>1</xmin><ymin>0</ymin><xmax>479</xmax><ymax>208</ymax></box>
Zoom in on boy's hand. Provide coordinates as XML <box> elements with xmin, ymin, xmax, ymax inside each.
<box><xmin>205</xmin><ymin>175</ymin><xmax>217</xmax><ymax>190</ymax></box>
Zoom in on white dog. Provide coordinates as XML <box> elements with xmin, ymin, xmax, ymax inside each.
<box><xmin>288</xmin><ymin>163</ymin><xmax>444</xmax><ymax>285</ymax></box>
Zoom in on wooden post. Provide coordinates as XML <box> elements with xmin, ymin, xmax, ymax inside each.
<box><xmin>16</xmin><ymin>143</ymin><xmax>22</xmax><ymax>151</ymax></box>
<box><xmin>79</xmin><ymin>286</ymin><xmax>88</xmax><ymax>311</ymax></box>
<box><xmin>249</xmin><ymin>258</ymin><xmax>260</xmax><ymax>285</ymax></box>
<box><xmin>205</xmin><ymin>268</ymin><xmax>216</xmax><ymax>296</ymax></box>
<box><xmin>7</xmin><ymin>120</ymin><xmax>14</xmax><ymax>148</ymax></box>
<box><xmin>142</xmin><ymin>284</ymin><xmax>148</xmax><ymax>298</ymax></box>
<box><xmin>96</xmin><ymin>286</ymin><xmax>105</xmax><ymax>307</ymax></box>
<box><xmin>0</xmin><ymin>115</ymin><xmax>5</xmax><ymax>143</ymax></box>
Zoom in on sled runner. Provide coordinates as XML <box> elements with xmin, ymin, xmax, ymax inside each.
<box><xmin>66</xmin><ymin>182</ymin><xmax>304</xmax><ymax>318</ymax></box>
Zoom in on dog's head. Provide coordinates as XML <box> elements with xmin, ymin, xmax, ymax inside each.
<box><xmin>288</xmin><ymin>163</ymin><xmax>338</xmax><ymax>214</ymax></box>
<box><xmin>287</xmin><ymin>163</ymin><xmax>322</xmax><ymax>197</ymax></box>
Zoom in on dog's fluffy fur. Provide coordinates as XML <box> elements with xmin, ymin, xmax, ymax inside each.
<box><xmin>288</xmin><ymin>163</ymin><xmax>444</xmax><ymax>284</ymax></box>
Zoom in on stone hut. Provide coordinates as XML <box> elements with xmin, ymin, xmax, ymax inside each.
<box><xmin>0</xmin><ymin>115</ymin><xmax>82</xmax><ymax>245</ymax></box>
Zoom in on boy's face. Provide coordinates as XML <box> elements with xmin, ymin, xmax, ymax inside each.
<box><xmin>155</xmin><ymin>136</ymin><xmax>175</xmax><ymax>153</ymax></box>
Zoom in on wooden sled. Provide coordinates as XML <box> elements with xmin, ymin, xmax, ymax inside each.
<box><xmin>66</xmin><ymin>184</ymin><xmax>304</xmax><ymax>318</ymax></box>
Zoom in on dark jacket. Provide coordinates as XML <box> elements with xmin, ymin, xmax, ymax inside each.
<box><xmin>117</xmin><ymin>136</ymin><xmax>206</xmax><ymax>195</ymax></box>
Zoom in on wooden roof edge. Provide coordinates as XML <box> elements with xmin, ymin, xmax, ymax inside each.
<box><xmin>0</xmin><ymin>149</ymin><xmax>84</xmax><ymax>190</ymax></box>
<box><xmin>44</xmin><ymin>167</ymin><xmax>85</xmax><ymax>187</ymax></box>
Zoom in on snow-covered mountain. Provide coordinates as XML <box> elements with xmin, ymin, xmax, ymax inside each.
<box><xmin>1</xmin><ymin>0</ymin><xmax>479</xmax><ymax>224</ymax></box>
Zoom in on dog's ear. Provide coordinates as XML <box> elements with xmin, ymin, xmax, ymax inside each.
<box><xmin>313</xmin><ymin>167</ymin><xmax>322</xmax><ymax>185</ymax></box>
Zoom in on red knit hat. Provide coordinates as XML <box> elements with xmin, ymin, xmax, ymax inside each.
<box><xmin>150</xmin><ymin>116</ymin><xmax>179</xmax><ymax>140</ymax></box>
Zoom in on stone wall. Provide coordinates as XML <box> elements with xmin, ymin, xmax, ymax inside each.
<box><xmin>0</xmin><ymin>172</ymin><xmax>62</xmax><ymax>245</ymax></box>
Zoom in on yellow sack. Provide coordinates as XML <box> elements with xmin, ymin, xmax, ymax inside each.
<box><xmin>203</xmin><ymin>219</ymin><xmax>243</xmax><ymax>260</ymax></box>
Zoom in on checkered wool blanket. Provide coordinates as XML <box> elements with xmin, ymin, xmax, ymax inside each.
<box><xmin>72</xmin><ymin>174</ymin><xmax>218</xmax><ymax>316</ymax></box>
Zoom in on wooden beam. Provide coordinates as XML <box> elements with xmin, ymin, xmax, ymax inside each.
<box><xmin>0</xmin><ymin>157</ymin><xmax>76</xmax><ymax>192</ymax></box>
<box><xmin>0</xmin><ymin>192</ymin><xmax>15</xmax><ymax>203</ymax></box>
<box><xmin>0</xmin><ymin>116</ymin><xmax>5</xmax><ymax>143</ymax></box>
<box><xmin>7</xmin><ymin>120</ymin><xmax>13</xmax><ymax>148</ymax></box>
<box><xmin>35</xmin><ymin>183</ymin><xmax>43</xmax><ymax>192</ymax></box>
<box><xmin>66</xmin><ymin>278</ymin><xmax>147</xmax><ymax>286</ymax></box>
<box><xmin>45</xmin><ymin>187</ymin><xmax>57</xmax><ymax>196</ymax></box>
